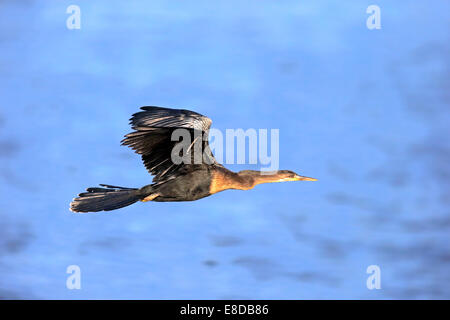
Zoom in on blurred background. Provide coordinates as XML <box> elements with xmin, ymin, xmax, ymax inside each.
<box><xmin>0</xmin><ymin>0</ymin><xmax>448</xmax><ymax>299</ymax></box>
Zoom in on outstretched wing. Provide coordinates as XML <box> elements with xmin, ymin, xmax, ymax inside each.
<box><xmin>121</xmin><ymin>106</ymin><xmax>220</xmax><ymax>183</ymax></box>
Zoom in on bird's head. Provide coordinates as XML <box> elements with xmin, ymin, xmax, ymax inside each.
<box><xmin>238</xmin><ymin>170</ymin><xmax>317</xmax><ymax>183</ymax></box>
<box><xmin>272</xmin><ymin>170</ymin><xmax>318</xmax><ymax>182</ymax></box>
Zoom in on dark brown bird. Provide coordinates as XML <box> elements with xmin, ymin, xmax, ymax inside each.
<box><xmin>70</xmin><ymin>106</ymin><xmax>316</xmax><ymax>213</ymax></box>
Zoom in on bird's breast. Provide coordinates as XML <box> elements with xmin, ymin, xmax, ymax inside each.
<box><xmin>209</xmin><ymin>170</ymin><xmax>254</xmax><ymax>194</ymax></box>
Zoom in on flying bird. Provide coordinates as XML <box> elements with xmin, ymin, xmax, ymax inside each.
<box><xmin>70</xmin><ymin>106</ymin><xmax>316</xmax><ymax>212</ymax></box>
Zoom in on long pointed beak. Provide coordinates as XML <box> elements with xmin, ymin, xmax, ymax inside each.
<box><xmin>295</xmin><ymin>175</ymin><xmax>317</xmax><ymax>181</ymax></box>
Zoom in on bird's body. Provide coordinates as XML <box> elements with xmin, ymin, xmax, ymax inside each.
<box><xmin>142</xmin><ymin>165</ymin><xmax>214</xmax><ymax>202</ymax></box>
<box><xmin>70</xmin><ymin>106</ymin><xmax>316</xmax><ymax>213</ymax></box>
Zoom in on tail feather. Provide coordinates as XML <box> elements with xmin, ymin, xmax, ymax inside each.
<box><xmin>98</xmin><ymin>184</ymin><xmax>136</xmax><ymax>190</ymax></box>
<box><xmin>70</xmin><ymin>185</ymin><xmax>142</xmax><ymax>213</ymax></box>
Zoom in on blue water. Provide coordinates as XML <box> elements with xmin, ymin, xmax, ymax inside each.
<box><xmin>0</xmin><ymin>0</ymin><xmax>448</xmax><ymax>299</ymax></box>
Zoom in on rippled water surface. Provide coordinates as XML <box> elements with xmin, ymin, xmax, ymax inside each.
<box><xmin>0</xmin><ymin>1</ymin><xmax>448</xmax><ymax>299</ymax></box>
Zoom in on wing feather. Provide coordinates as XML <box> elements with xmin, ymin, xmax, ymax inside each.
<box><xmin>121</xmin><ymin>106</ymin><xmax>219</xmax><ymax>183</ymax></box>
<box><xmin>130</xmin><ymin>106</ymin><xmax>212</xmax><ymax>132</ymax></box>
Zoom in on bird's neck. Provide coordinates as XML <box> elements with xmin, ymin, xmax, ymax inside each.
<box><xmin>209</xmin><ymin>169</ymin><xmax>285</xmax><ymax>194</ymax></box>
<box><xmin>238</xmin><ymin>171</ymin><xmax>287</xmax><ymax>186</ymax></box>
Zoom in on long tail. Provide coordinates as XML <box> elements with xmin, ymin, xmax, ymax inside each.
<box><xmin>70</xmin><ymin>184</ymin><xmax>143</xmax><ymax>213</ymax></box>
